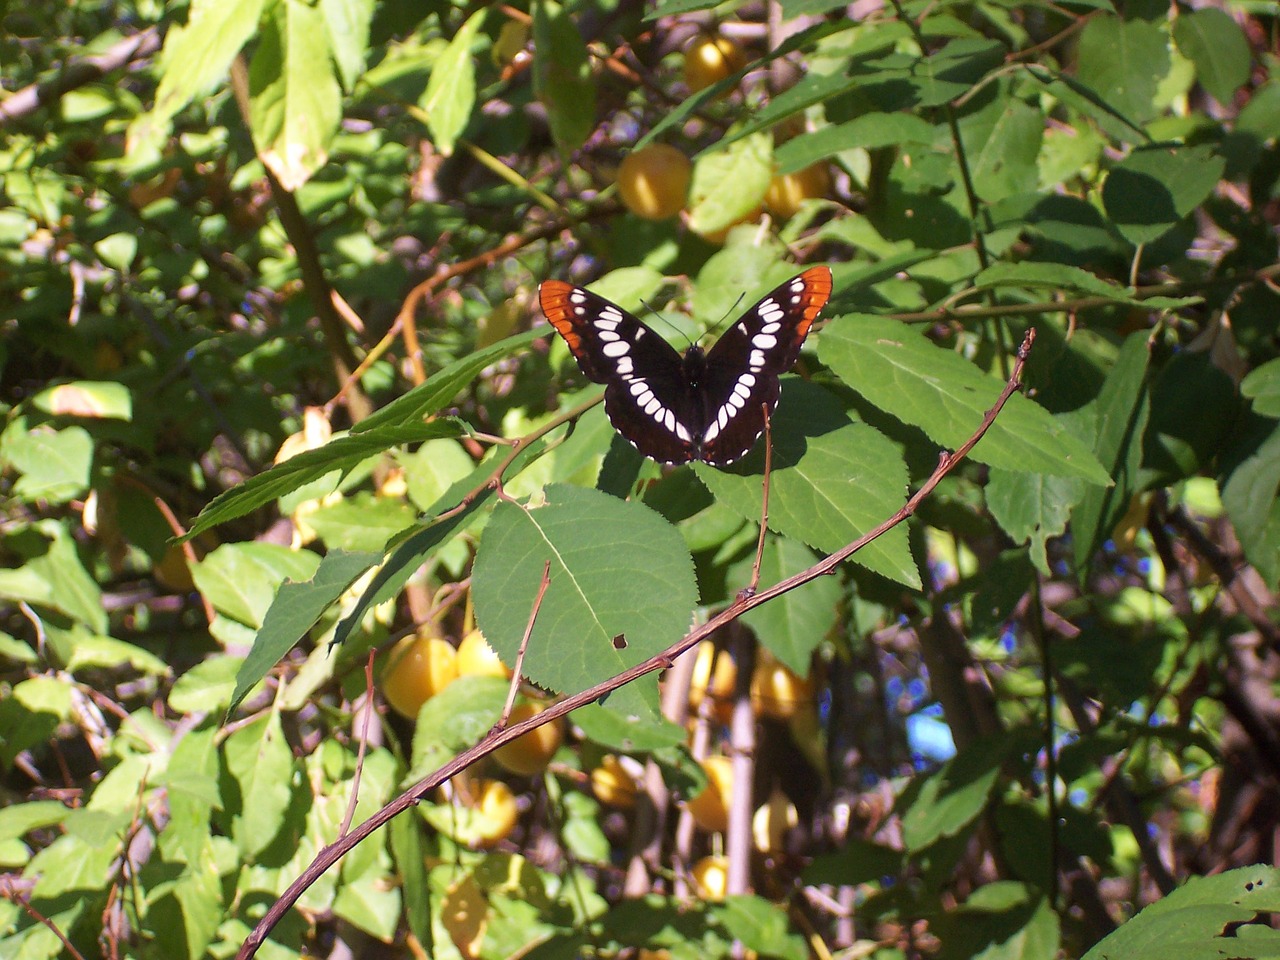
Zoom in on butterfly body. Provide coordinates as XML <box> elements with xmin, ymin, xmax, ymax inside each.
<box><xmin>540</xmin><ymin>266</ymin><xmax>832</xmax><ymax>466</ymax></box>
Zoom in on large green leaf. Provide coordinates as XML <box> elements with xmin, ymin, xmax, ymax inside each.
<box><xmin>1219</xmin><ymin>413</ymin><xmax>1280</xmax><ymax>587</ymax></box>
<box><xmin>1075</xmin><ymin>15</ymin><xmax>1169</xmax><ymax>126</ymax></box>
<box><xmin>227</xmin><ymin>549</ymin><xmax>382</xmax><ymax>717</ymax></box>
<box><xmin>733</xmin><ymin>536</ymin><xmax>842</xmax><ymax>674</ymax></box>
<box><xmin>1173</xmin><ymin>8</ymin><xmax>1250</xmax><ymax>106</ymax></box>
<box><xmin>532</xmin><ymin>1</ymin><xmax>595</xmax><ymax>155</ymax></box>
<box><xmin>472</xmin><ymin>485</ymin><xmax>697</xmax><ymax>697</ymax></box>
<box><xmin>1070</xmin><ymin>331</ymin><xmax>1151</xmax><ymax>572</ymax></box>
<box><xmin>1082</xmin><ymin>866</ymin><xmax>1280</xmax><ymax>960</ymax></box>
<box><xmin>695</xmin><ymin>379</ymin><xmax>919</xmax><ymax>589</ymax></box>
<box><xmin>687</xmin><ymin>132</ymin><xmax>772</xmax><ymax>236</ymax></box>
<box><xmin>247</xmin><ymin>0</ymin><xmax>343</xmax><ymax>190</ymax></box>
<box><xmin>420</xmin><ymin>10</ymin><xmax>485</xmax><ymax>156</ymax></box>
<box><xmin>1103</xmin><ymin>144</ymin><xmax>1226</xmax><ymax>247</ymax></box>
<box><xmin>225</xmin><ymin>713</ymin><xmax>296</xmax><ymax>859</ymax></box>
<box><xmin>819</xmin><ymin>316</ymin><xmax>1111</xmax><ymax>484</ymax></box>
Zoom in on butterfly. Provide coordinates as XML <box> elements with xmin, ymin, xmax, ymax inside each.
<box><xmin>539</xmin><ymin>266</ymin><xmax>832</xmax><ymax>466</ymax></box>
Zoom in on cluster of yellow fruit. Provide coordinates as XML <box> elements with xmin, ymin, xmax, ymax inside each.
<box><xmin>381</xmin><ymin>633</ymin><xmax>810</xmax><ymax>859</ymax></box>
<box><xmin>381</xmin><ymin>630</ymin><xmax>561</xmax><ymax>847</ymax></box>
<box><xmin>614</xmin><ymin>34</ymin><xmax>831</xmax><ymax>236</ymax></box>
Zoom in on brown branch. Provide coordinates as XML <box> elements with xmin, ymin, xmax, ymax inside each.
<box><xmin>0</xmin><ymin>28</ymin><xmax>161</xmax><ymax>126</ymax></box>
<box><xmin>234</xmin><ymin>328</ymin><xmax>1037</xmax><ymax>960</ymax></box>
<box><xmin>329</xmin><ymin>202</ymin><xmax>621</xmax><ymax>408</ymax></box>
<box><xmin>227</xmin><ymin>58</ymin><xmax>372</xmax><ymax>423</ymax></box>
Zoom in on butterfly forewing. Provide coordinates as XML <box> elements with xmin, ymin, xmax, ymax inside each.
<box><xmin>698</xmin><ymin>266</ymin><xmax>834</xmax><ymax>465</ymax></box>
<box><xmin>539</xmin><ymin>280</ymin><xmax>700</xmax><ymax>463</ymax></box>
<box><xmin>538</xmin><ymin>266</ymin><xmax>833</xmax><ymax>466</ymax></box>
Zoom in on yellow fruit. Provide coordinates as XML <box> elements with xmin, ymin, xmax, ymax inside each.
<box><xmin>752</xmin><ymin>789</ymin><xmax>799</xmax><ymax>853</ymax></box>
<box><xmin>750</xmin><ymin>657</ymin><xmax>813</xmax><ymax>720</ymax></box>
<box><xmin>470</xmin><ymin>778</ymin><xmax>519</xmax><ymax>847</ymax></box>
<box><xmin>764</xmin><ymin>164</ymin><xmax>831</xmax><ymax>219</ymax></box>
<box><xmin>687</xmin><ymin>641</ymin><xmax>737</xmax><ymax>718</ymax></box>
<box><xmin>493</xmin><ymin>702</ymin><xmax>563</xmax><ymax>776</ymax></box>
<box><xmin>683</xmin><ymin>35</ymin><xmax>748</xmax><ymax>94</ymax></box>
<box><xmin>590</xmin><ymin>754</ymin><xmax>638</xmax><ymax>809</ymax></box>
<box><xmin>456</xmin><ymin>629</ymin><xmax>511</xmax><ymax>679</ymax></box>
<box><xmin>381</xmin><ymin>635</ymin><xmax>459</xmax><ymax>719</ymax></box>
<box><xmin>691</xmin><ymin>855</ymin><xmax>729</xmax><ymax>900</ymax></box>
<box><xmin>617</xmin><ymin>145</ymin><xmax>691</xmax><ymax>221</ymax></box>
<box><xmin>685</xmin><ymin>754</ymin><xmax>733</xmax><ymax>833</ymax></box>
<box><xmin>492</xmin><ymin>19</ymin><xmax>530</xmax><ymax>67</ymax></box>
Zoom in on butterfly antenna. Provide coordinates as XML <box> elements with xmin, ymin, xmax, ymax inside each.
<box><xmin>638</xmin><ymin>294</ymin><xmax>698</xmax><ymax>350</ymax></box>
<box><xmin>706</xmin><ymin>291</ymin><xmax>749</xmax><ymax>339</ymax></box>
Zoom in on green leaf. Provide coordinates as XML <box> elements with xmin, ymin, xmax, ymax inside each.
<box><xmin>169</xmin><ymin>655</ymin><xmax>247</xmax><ymax>714</ymax></box>
<box><xmin>964</xmin><ymin>94</ymin><xmax>1043</xmax><ymax>203</ymax></box>
<box><xmin>186</xmin><ymin>420</ymin><xmax>463</xmax><ymax>538</ymax></box>
<box><xmin>1103</xmin><ymin>144</ymin><xmax>1226</xmax><ymax>247</ymax></box>
<box><xmin>695</xmin><ymin>379</ymin><xmax>918</xmax><ymax>588</ymax></box>
<box><xmin>356</xmin><ymin>328</ymin><xmax>541</xmax><ymax>434</ymax></box>
<box><xmin>141</xmin><ymin>0</ymin><xmax>266</xmax><ymax>135</ymax></box>
<box><xmin>1140</xmin><ymin>351</ymin><xmax>1237</xmax><ymax>487</ymax></box>
<box><xmin>986</xmin><ymin>469</ymin><xmax>1082</xmax><ymax>574</ymax></box>
<box><xmin>774</xmin><ymin>112</ymin><xmax>936</xmax><ymax>175</ymax></box>
<box><xmin>532</xmin><ymin>1</ymin><xmax>595</xmax><ymax>155</ymax></box>
<box><xmin>1173</xmin><ymin>8</ymin><xmax>1250</xmax><ymax>106</ymax></box>
<box><xmin>401</xmin><ymin>438</ymin><xmax>484</xmax><ymax>511</ymax></box>
<box><xmin>225</xmin><ymin>713</ymin><xmax>296</xmax><ymax>859</ymax></box>
<box><xmin>1075</xmin><ymin>15</ymin><xmax>1169</xmax><ymax>126</ymax></box>
<box><xmin>93</xmin><ymin>233</ymin><xmax>137</xmax><ymax>273</ymax></box>
<box><xmin>58</xmin><ymin>631</ymin><xmax>169</xmax><ymax>677</ymax></box>
<box><xmin>407</xmin><ymin>676</ymin><xmax>507</xmax><ymax>778</ymax></box>
<box><xmin>0</xmin><ymin>422</ymin><xmax>93</xmax><ymax>503</ymax></box>
<box><xmin>32</xmin><ymin>380</ymin><xmax>133</xmax><ymax>420</ymax></box>
<box><xmin>28</xmin><ymin>834</ymin><xmax>118</xmax><ymax>898</ymax></box>
<box><xmin>0</xmin><ymin>801</ymin><xmax>71</xmax><ymax>842</ymax></box>
<box><xmin>420</xmin><ymin>11</ymin><xmax>485</xmax><ymax>156</ymax></box>
<box><xmin>303</xmin><ymin>494</ymin><xmax>418</xmax><ymax>552</ymax></box>
<box><xmin>804</xmin><ymin>839</ymin><xmax>905</xmax><ymax>886</ymax></box>
<box><xmin>819</xmin><ymin>316</ymin><xmax>1111</xmax><ymax>483</ymax></box>
<box><xmin>715</xmin><ymin>897</ymin><xmax>808</xmax><ymax>960</ymax></box>
<box><xmin>933</xmin><ymin>882</ymin><xmax>1060</xmax><ymax>960</ymax></box>
<box><xmin>572</xmin><ymin>702</ymin><xmax>688</xmax><ymax>753</ymax></box>
<box><xmin>1071</xmin><ymin>331</ymin><xmax>1151</xmax><ymax>572</ymax></box>
<box><xmin>228</xmin><ymin>550</ymin><xmax>382</xmax><ymax>716</ymax></box>
<box><xmin>733</xmin><ymin>536</ymin><xmax>842</xmax><ymax>674</ymax></box>
<box><xmin>330</xmin><ymin>494</ymin><xmax>491</xmax><ymax>650</ymax></box>
<box><xmin>898</xmin><ymin>736</ymin><xmax>1006</xmax><ymax>851</ymax></box>
<box><xmin>1219</xmin><ymin>413</ymin><xmax>1280</xmax><ymax>587</ymax></box>
<box><xmin>472</xmin><ymin>485</ymin><xmax>698</xmax><ymax>697</ymax></box>
<box><xmin>909</xmin><ymin>38</ymin><xmax>1006</xmax><ymax>108</ymax></box>
<box><xmin>191</xmin><ymin>542</ymin><xmax>321</xmax><ymax>629</ymax></box>
<box><xmin>687</xmin><ymin>132</ymin><xmax>772</xmax><ymax>236</ymax></box>
<box><xmin>972</xmin><ymin>262</ymin><xmax>1143</xmax><ymax>305</ymax></box>
<box><xmin>1242</xmin><ymin>357</ymin><xmax>1280</xmax><ymax>417</ymax></box>
<box><xmin>320</xmin><ymin>0</ymin><xmax>373</xmax><ymax>91</ymax></box>
<box><xmin>1082</xmin><ymin>866</ymin><xmax>1280</xmax><ymax>960</ymax></box>
<box><xmin>248</xmin><ymin>0</ymin><xmax>343</xmax><ymax>190</ymax></box>
<box><xmin>0</xmin><ymin>520</ymin><xmax>106</xmax><ymax>633</ymax></box>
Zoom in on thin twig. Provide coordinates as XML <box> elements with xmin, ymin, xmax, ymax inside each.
<box><xmin>338</xmin><ymin>651</ymin><xmax>377</xmax><ymax>838</ymax></box>
<box><xmin>500</xmin><ymin>560</ymin><xmax>551</xmax><ymax>727</ymax></box>
<box><xmin>233</xmin><ymin>327</ymin><xmax>1036</xmax><ymax>960</ymax></box>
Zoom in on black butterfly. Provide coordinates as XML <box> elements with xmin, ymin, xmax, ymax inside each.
<box><xmin>539</xmin><ymin>266</ymin><xmax>832</xmax><ymax>466</ymax></box>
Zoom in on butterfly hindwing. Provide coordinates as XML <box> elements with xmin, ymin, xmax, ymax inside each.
<box><xmin>698</xmin><ymin>266</ymin><xmax>834</xmax><ymax>465</ymax></box>
<box><xmin>539</xmin><ymin>280</ymin><xmax>699</xmax><ymax>463</ymax></box>
<box><xmin>539</xmin><ymin>266</ymin><xmax>833</xmax><ymax>466</ymax></box>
